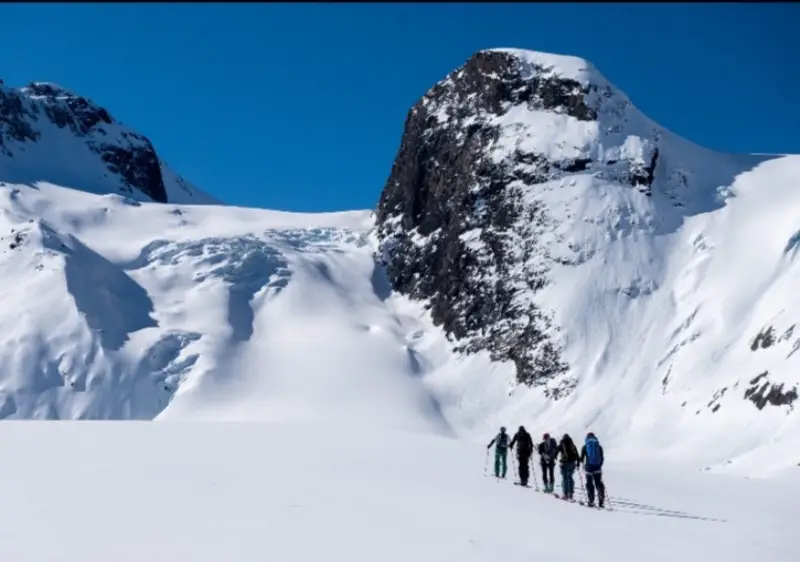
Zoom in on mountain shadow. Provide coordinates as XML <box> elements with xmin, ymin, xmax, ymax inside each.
<box><xmin>40</xmin><ymin>223</ymin><xmax>158</xmax><ymax>350</ymax></box>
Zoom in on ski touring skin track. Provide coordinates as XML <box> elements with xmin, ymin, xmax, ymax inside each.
<box><xmin>485</xmin><ymin>472</ymin><xmax>613</xmax><ymax>512</ymax></box>
<box><xmin>498</xmin><ymin>478</ymin><xmax>614</xmax><ymax>512</ymax></box>
<box><xmin>552</xmin><ymin>492</ymin><xmax>614</xmax><ymax>511</ymax></box>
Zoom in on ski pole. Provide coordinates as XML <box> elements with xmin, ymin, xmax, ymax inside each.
<box><xmin>530</xmin><ymin>457</ymin><xmax>540</xmax><ymax>491</ymax></box>
<box><xmin>512</xmin><ymin>453</ymin><xmax>518</xmax><ymax>481</ymax></box>
<box><xmin>577</xmin><ymin>466</ymin><xmax>586</xmax><ymax>501</ymax></box>
<box><xmin>484</xmin><ymin>448</ymin><xmax>489</xmax><ymax>476</ymax></box>
<box><xmin>603</xmin><ymin>478</ymin><xmax>613</xmax><ymax>509</ymax></box>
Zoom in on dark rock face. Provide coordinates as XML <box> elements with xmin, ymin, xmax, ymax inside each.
<box><xmin>375</xmin><ymin>50</ymin><xmax>661</xmax><ymax>391</ymax></box>
<box><xmin>0</xmin><ymin>81</ymin><xmax>168</xmax><ymax>203</ymax></box>
<box><xmin>0</xmin><ymin>87</ymin><xmax>39</xmax><ymax>147</ymax></box>
<box><xmin>100</xmin><ymin>145</ymin><xmax>166</xmax><ymax>203</ymax></box>
<box><xmin>751</xmin><ymin>326</ymin><xmax>776</xmax><ymax>351</ymax></box>
<box><xmin>744</xmin><ymin>372</ymin><xmax>797</xmax><ymax>411</ymax></box>
<box><xmin>30</xmin><ymin>83</ymin><xmax>114</xmax><ymax>135</ymax></box>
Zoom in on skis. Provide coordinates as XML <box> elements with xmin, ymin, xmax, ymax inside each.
<box><xmin>504</xmin><ymin>479</ymin><xmax>541</xmax><ymax>492</ymax></box>
<box><xmin>483</xmin><ymin>474</ymin><xmax>508</xmax><ymax>481</ymax></box>
<box><xmin>485</xmin><ymin>467</ymin><xmax>614</xmax><ymax>512</ymax></box>
<box><xmin>577</xmin><ymin>499</ymin><xmax>613</xmax><ymax>511</ymax></box>
<box><xmin>494</xmin><ymin>478</ymin><xmax>612</xmax><ymax>511</ymax></box>
<box><xmin>551</xmin><ymin>492</ymin><xmax>613</xmax><ymax>510</ymax></box>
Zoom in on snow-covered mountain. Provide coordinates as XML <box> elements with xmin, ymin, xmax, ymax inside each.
<box><xmin>376</xmin><ymin>48</ymin><xmax>800</xmax><ymax>476</ymax></box>
<box><xmin>0</xmin><ymin>49</ymin><xmax>798</xmax><ymax>480</ymax></box>
<box><xmin>0</xmin><ymin>80</ymin><xmax>216</xmax><ymax>204</ymax></box>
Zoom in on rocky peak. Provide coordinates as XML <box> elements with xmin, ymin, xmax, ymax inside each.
<box><xmin>0</xmin><ymin>80</ymin><xmax>187</xmax><ymax>203</ymax></box>
<box><xmin>19</xmin><ymin>81</ymin><xmax>115</xmax><ymax>137</ymax></box>
<box><xmin>421</xmin><ymin>49</ymin><xmax>600</xmax><ymax>126</ymax></box>
<box><xmin>375</xmin><ymin>49</ymin><xmax>666</xmax><ymax>393</ymax></box>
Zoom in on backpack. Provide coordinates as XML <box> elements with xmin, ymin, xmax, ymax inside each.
<box><xmin>518</xmin><ymin>431</ymin><xmax>533</xmax><ymax>454</ymax></box>
<box><xmin>585</xmin><ymin>436</ymin><xmax>602</xmax><ymax>466</ymax></box>
<box><xmin>496</xmin><ymin>432</ymin><xmax>509</xmax><ymax>450</ymax></box>
<box><xmin>541</xmin><ymin>437</ymin><xmax>557</xmax><ymax>462</ymax></box>
<box><xmin>560</xmin><ymin>438</ymin><xmax>578</xmax><ymax>463</ymax></box>
<box><xmin>545</xmin><ymin>437</ymin><xmax>558</xmax><ymax>457</ymax></box>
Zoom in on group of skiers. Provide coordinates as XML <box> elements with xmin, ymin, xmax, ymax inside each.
<box><xmin>487</xmin><ymin>426</ymin><xmax>607</xmax><ymax>508</ymax></box>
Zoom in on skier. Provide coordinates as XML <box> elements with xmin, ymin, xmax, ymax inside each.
<box><xmin>509</xmin><ymin>425</ymin><xmax>534</xmax><ymax>487</ymax></box>
<box><xmin>487</xmin><ymin>426</ymin><xmax>509</xmax><ymax>479</ymax></box>
<box><xmin>537</xmin><ymin>432</ymin><xmax>558</xmax><ymax>493</ymax></box>
<box><xmin>557</xmin><ymin>433</ymin><xmax>579</xmax><ymax>501</ymax></box>
<box><xmin>580</xmin><ymin>432</ymin><xmax>606</xmax><ymax>508</ymax></box>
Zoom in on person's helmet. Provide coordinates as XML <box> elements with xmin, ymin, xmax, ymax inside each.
<box><xmin>587</xmin><ymin>431</ymin><xmax>596</xmax><ymax>439</ymax></box>
<box><xmin>543</xmin><ymin>432</ymin><xmax>550</xmax><ymax>440</ymax></box>
<box><xmin>518</xmin><ymin>425</ymin><xmax>525</xmax><ymax>432</ymax></box>
<box><xmin>500</xmin><ymin>426</ymin><xmax>506</xmax><ymax>433</ymax></box>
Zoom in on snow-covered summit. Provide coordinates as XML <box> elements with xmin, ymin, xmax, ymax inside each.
<box><xmin>482</xmin><ymin>48</ymin><xmax>612</xmax><ymax>89</ymax></box>
<box><xmin>18</xmin><ymin>81</ymin><xmax>83</xmax><ymax>100</ymax></box>
<box><xmin>0</xmin><ymin>79</ymin><xmax>217</xmax><ymax>205</ymax></box>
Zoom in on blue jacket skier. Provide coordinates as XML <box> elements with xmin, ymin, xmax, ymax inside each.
<box><xmin>487</xmin><ymin>427</ymin><xmax>509</xmax><ymax>479</ymax></box>
<box><xmin>580</xmin><ymin>432</ymin><xmax>606</xmax><ymax>508</ymax></box>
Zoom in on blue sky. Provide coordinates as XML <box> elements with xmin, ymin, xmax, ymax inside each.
<box><xmin>1</xmin><ymin>3</ymin><xmax>796</xmax><ymax>211</ymax></box>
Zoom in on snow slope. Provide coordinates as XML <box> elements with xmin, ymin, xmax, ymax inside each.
<box><xmin>491</xmin><ymin>56</ymin><xmax>800</xmax><ymax>478</ymax></box>
<box><xmin>0</xmin><ymin>421</ymin><xmax>795</xmax><ymax>562</ymax></box>
<box><xmin>0</xmin><ymin>179</ymin><xmax>454</xmax><ymax>438</ymax></box>
<box><xmin>376</xmin><ymin>48</ymin><xmax>800</xmax><ymax>478</ymax></box>
<box><xmin>482</xmin><ymin>153</ymin><xmax>800</xmax><ymax>478</ymax></box>
<box><xmin>12</xmin><ymin>180</ymin><xmax>795</xmax><ymax>562</ymax></box>
<box><xmin>2</xmin><ymin>165</ymin><xmax>797</xmax><ymax>479</ymax></box>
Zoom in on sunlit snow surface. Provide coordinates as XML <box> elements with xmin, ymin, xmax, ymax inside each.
<box><xmin>0</xmin><ymin>422</ymin><xmax>796</xmax><ymax>562</ymax></box>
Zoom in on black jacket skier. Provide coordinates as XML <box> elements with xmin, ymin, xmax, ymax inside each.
<box><xmin>558</xmin><ymin>434</ymin><xmax>579</xmax><ymax>464</ymax></box>
<box><xmin>557</xmin><ymin>433</ymin><xmax>580</xmax><ymax>500</ymax></box>
<box><xmin>509</xmin><ymin>426</ymin><xmax>534</xmax><ymax>457</ymax></box>
<box><xmin>509</xmin><ymin>426</ymin><xmax>534</xmax><ymax>486</ymax></box>
<box><xmin>537</xmin><ymin>433</ymin><xmax>558</xmax><ymax>492</ymax></box>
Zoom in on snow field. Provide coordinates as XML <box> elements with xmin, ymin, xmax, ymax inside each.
<box><xmin>0</xmin><ymin>421</ymin><xmax>795</xmax><ymax>562</ymax></box>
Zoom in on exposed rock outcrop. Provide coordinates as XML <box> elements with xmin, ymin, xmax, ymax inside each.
<box><xmin>0</xmin><ymin>80</ymin><xmax>205</xmax><ymax>203</ymax></box>
<box><xmin>374</xmin><ymin>49</ymin><xmax>672</xmax><ymax>390</ymax></box>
